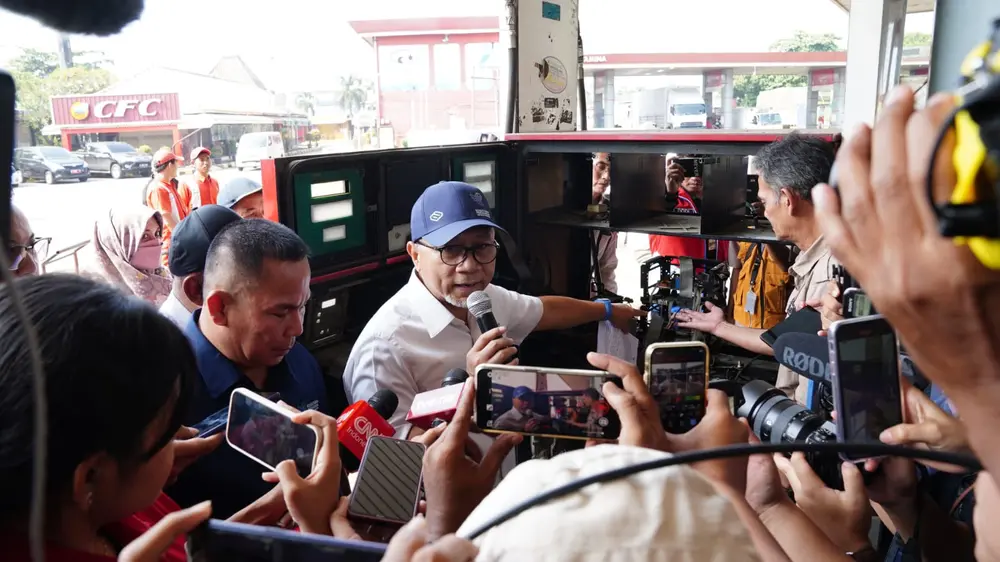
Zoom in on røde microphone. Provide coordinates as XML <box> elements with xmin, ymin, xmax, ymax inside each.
<box><xmin>407</xmin><ymin>369</ymin><xmax>470</xmax><ymax>430</ymax></box>
<box><xmin>336</xmin><ymin>389</ymin><xmax>398</xmax><ymax>464</ymax></box>
<box><xmin>773</xmin><ymin>333</ymin><xmax>831</xmax><ymax>383</ymax></box>
<box><xmin>467</xmin><ymin>290</ymin><xmax>518</xmax><ymax>362</ymax></box>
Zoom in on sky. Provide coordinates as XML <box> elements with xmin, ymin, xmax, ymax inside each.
<box><xmin>0</xmin><ymin>0</ymin><xmax>936</xmax><ymax>92</ymax></box>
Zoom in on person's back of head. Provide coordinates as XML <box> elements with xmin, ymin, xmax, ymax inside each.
<box><xmin>167</xmin><ymin>205</ymin><xmax>243</xmax><ymax>310</ymax></box>
<box><xmin>200</xmin><ymin>219</ymin><xmax>311</xmax><ymax>367</ymax></box>
<box><xmin>0</xmin><ymin>274</ymin><xmax>196</xmax><ymax>530</ymax></box>
<box><xmin>458</xmin><ymin>445</ymin><xmax>759</xmax><ymax>561</ymax></box>
<box><xmin>752</xmin><ymin>133</ymin><xmax>835</xmax><ymax>204</ymax></box>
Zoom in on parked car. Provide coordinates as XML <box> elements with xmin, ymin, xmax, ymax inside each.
<box><xmin>74</xmin><ymin>141</ymin><xmax>152</xmax><ymax>179</ymax></box>
<box><xmin>235</xmin><ymin>131</ymin><xmax>284</xmax><ymax>171</ymax></box>
<box><xmin>13</xmin><ymin>146</ymin><xmax>90</xmax><ymax>184</ymax></box>
<box><xmin>11</xmin><ymin>164</ymin><xmax>21</xmax><ymax>187</ymax></box>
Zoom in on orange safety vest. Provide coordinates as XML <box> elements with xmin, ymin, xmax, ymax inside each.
<box><xmin>732</xmin><ymin>242</ymin><xmax>790</xmax><ymax>330</ymax></box>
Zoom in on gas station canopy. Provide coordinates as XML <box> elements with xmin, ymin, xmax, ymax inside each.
<box><xmin>829</xmin><ymin>0</ymin><xmax>936</xmax><ymax>13</ymax></box>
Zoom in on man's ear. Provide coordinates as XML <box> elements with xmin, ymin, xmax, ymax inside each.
<box><xmin>406</xmin><ymin>241</ymin><xmax>420</xmax><ymax>272</ymax></box>
<box><xmin>204</xmin><ymin>290</ymin><xmax>232</xmax><ymax>326</ymax></box>
<box><xmin>779</xmin><ymin>187</ymin><xmax>798</xmax><ymax>213</ymax></box>
<box><xmin>182</xmin><ymin>273</ymin><xmax>204</xmax><ymax>306</ymax></box>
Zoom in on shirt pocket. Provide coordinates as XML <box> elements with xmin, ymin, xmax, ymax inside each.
<box><xmin>761</xmin><ymin>267</ymin><xmax>790</xmax><ymax>330</ymax></box>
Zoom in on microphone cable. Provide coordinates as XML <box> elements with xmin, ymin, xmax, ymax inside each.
<box><xmin>0</xmin><ymin>242</ymin><xmax>48</xmax><ymax>562</ymax></box>
<box><xmin>462</xmin><ymin>441</ymin><xmax>981</xmax><ymax>541</ymax></box>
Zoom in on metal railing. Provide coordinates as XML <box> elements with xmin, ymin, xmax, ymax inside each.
<box><xmin>40</xmin><ymin>240</ymin><xmax>88</xmax><ymax>274</ymax></box>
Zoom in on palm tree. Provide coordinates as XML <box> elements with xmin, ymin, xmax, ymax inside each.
<box><xmin>295</xmin><ymin>92</ymin><xmax>316</xmax><ymax>117</ymax></box>
<box><xmin>339</xmin><ymin>76</ymin><xmax>373</xmax><ymax>140</ymax></box>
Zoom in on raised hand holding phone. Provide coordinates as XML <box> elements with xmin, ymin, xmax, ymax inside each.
<box><xmin>270</xmin><ymin>409</ymin><xmax>343</xmax><ymax>535</ymax></box>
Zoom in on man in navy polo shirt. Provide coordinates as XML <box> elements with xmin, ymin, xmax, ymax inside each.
<box><xmin>167</xmin><ymin>219</ymin><xmax>329</xmax><ymax>518</ymax></box>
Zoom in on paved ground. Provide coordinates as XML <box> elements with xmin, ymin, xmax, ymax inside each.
<box><xmin>12</xmin><ymin>167</ymin><xmax>262</xmax><ymax>272</ymax></box>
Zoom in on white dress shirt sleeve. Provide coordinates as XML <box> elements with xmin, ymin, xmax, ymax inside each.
<box><xmin>488</xmin><ymin>285</ymin><xmax>543</xmax><ymax>345</ymax></box>
<box><xmin>345</xmin><ymin>335</ymin><xmax>419</xmax><ymax>438</ymax></box>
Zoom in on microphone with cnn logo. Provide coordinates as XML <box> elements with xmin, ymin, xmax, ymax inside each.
<box><xmin>337</xmin><ymin>389</ymin><xmax>398</xmax><ymax>470</ymax></box>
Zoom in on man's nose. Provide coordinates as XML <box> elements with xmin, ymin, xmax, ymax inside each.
<box><xmin>456</xmin><ymin>253</ymin><xmax>481</xmax><ymax>273</ymax></box>
<box><xmin>287</xmin><ymin>310</ymin><xmax>305</xmax><ymax>338</ymax></box>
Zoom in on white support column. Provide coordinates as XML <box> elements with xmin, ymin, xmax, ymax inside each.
<box><xmin>843</xmin><ymin>0</ymin><xmax>908</xmax><ymax>131</ymax></box>
<box><xmin>831</xmin><ymin>68</ymin><xmax>847</xmax><ymax>128</ymax></box>
<box><xmin>806</xmin><ymin>70</ymin><xmax>821</xmax><ymax>129</ymax></box>
<box><xmin>721</xmin><ymin>68</ymin><xmax>734</xmax><ymax>129</ymax></box>
<box><xmin>602</xmin><ymin>71</ymin><xmax>615</xmax><ymax>128</ymax></box>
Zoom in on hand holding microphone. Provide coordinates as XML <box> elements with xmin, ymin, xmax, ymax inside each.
<box><xmin>466</xmin><ymin>291</ymin><xmax>519</xmax><ymax>373</ymax></box>
<box><xmin>407</xmin><ymin>368</ymin><xmax>470</xmax><ymax>430</ymax></box>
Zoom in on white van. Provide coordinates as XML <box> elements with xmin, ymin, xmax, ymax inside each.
<box><xmin>235</xmin><ymin>131</ymin><xmax>285</xmax><ymax>171</ymax></box>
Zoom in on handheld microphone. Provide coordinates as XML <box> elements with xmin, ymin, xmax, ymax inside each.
<box><xmin>407</xmin><ymin>368</ymin><xmax>469</xmax><ymax>430</ymax></box>
<box><xmin>336</xmin><ymin>389</ymin><xmax>398</xmax><ymax>465</ymax></box>
<box><xmin>467</xmin><ymin>291</ymin><xmax>518</xmax><ymax>362</ymax></box>
<box><xmin>772</xmin><ymin>333</ymin><xmax>831</xmax><ymax>383</ymax></box>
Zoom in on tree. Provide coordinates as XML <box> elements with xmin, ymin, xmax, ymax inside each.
<box><xmin>904</xmin><ymin>32</ymin><xmax>933</xmax><ymax>47</ymax></box>
<box><xmin>8</xmin><ymin>48</ymin><xmax>115</xmax><ymax>144</ymax></box>
<box><xmin>338</xmin><ymin>75</ymin><xmax>371</xmax><ymax>118</ymax></box>
<box><xmin>295</xmin><ymin>92</ymin><xmax>316</xmax><ymax>117</ymax></box>
<box><xmin>769</xmin><ymin>31</ymin><xmax>841</xmax><ymax>53</ymax></box>
<box><xmin>733</xmin><ymin>30</ymin><xmax>841</xmax><ymax>108</ymax></box>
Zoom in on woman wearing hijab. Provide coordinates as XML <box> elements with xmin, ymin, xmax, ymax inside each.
<box><xmin>80</xmin><ymin>206</ymin><xmax>172</xmax><ymax>305</ymax></box>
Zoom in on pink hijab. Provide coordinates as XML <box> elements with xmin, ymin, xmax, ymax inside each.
<box><xmin>81</xmin><ymin>206</ymin><xmax>172</xmax><ymax>305</ymax></box>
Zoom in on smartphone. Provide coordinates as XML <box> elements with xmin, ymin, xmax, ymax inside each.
<box><xmin>760</xmin><ymin>305</ymin><xmax>822</xmax><ymax>348</ymax></box>
<box><xmin>226</xmin><ymin>389</ymin><xmax>322</xmax><ymax>477</ymax></box>
<box><xmin>475</xmin><ymin>364</ymin><xmax>622</xmax><ymax>441</ymax></box>
<box><xmin>828</xmin><ymin>315</ymin><xmax>904</xmax><ymax>462</ymax></box>
<box><xmin>187</xmin><ymin>518</ymin><xmax>386</xmax><ymax>562</ymax></box>
<box><xmin>347</xmin><ymin>437</ymin><xmax>425</xmax><ymax>527</ymax></box>
<box><xmin>193</xmin><ymin>392</ymin><xmax>280</xmax><ymax>438</ymax></box>
<box><xmin>643</xmin><ymin>342</ymin><xmax>709</xmax><ymax>433</ymax></box>
<box><xmin>673</xmin><ymin>157</ymin><xmax>702</xmax><ymax>178</ymax></box>
<box><xmin>842</xmin><ymin>287</ymin><xmax>876</xmax><ymax>319</ymax></box>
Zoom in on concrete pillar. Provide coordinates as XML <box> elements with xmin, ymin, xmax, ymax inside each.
<box><xmin>843</xmin><ymin>0</ymin><xmax>908</xmax><ymax>131</ymax></box>
<box><xmin>831</xmin><ymin>68</ymin><xmax>847</xmax><ymax>128</ymax></box>
<box><xmin>721</xmin><ymin>68</ymin><xmax>734</xmax><ymax>129</ymax></box>
<box><xmin>602</xmin><ymin>70</ymin><xmax>615</xmax><ymax>128</ymax></box>
<box><xmin>593</xmin><ymin>71</ymin><xmax>605</xmax><ymax>128</ymax></box>
<box><xmin>929</xmin><ymin>0</ymin><xmax>998</xmax><ymax>95</ymax></box>
<box><xmin>806</xmin><ymin>70</ymin><xmax>820</xmax><ymax>128</ymax></box>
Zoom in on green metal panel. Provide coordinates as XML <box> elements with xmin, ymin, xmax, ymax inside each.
<box><xmin>293</xmin><ymin>169</ymin><xmax>366</xmax><ymax>255</ymax></box>
<box><xmin>451</xmin><ymin>155</ymin><xmax>498</xmax><ymax>209</ymax></box>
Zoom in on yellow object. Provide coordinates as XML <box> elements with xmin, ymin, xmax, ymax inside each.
<box><xmin>949</xmin><ymin>36</ymin><xmax>1000</xmax><ymax>268</ymax></box>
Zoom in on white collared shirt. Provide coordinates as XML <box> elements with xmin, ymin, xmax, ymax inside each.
<box><xmin>342</xmin><ymin>271</ymin><xmax>543</xmax><ymax>437</ymax></box>
<box><xmin>159</xmin><ymin>291</ymin><xmax>193</xmax><ymax>329</ymax></box>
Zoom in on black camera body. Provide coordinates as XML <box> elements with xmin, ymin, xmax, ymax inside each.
<box><xmin>638</xmin><ymin>255</ymin><xmax>729</xmax><ymax>345</ymax></box>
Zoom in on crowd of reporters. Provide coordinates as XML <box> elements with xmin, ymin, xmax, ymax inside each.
<box><xmin>1</xmin><ymin>84</ymin><xmax>998</xmax><ymax>561</ymax></box>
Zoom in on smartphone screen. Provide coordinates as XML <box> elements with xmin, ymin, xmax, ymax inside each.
<box><xmin>226</xmin><ymin>391</ymin><xmax>319</xmax><ymax>477</ymax></box>
<box><xmin>348</xmin><ymin>437</ymin><xmax>424</xmax><ymax>526</ymax></box>
<box><xmin>194</xmin><ymin>392</ymin><xmax>280</xmax><ymax>438</ymax></box>
<box><xmin>830</xmin><ymin>316</ymin><xmax>903</xmax><ymax>460</ymax></box>
<box><xmin>187</xmin><ymin>519</ymin><xmax>386</xmax><ymax>562</ymax></box>
<box><xmin>475</xmin><ymin>366</ymin><xmax>622</xmax><ymax>441</ymax></box>
<box><xmin>645</xmin><ymin>343</ymin><xmax>709</xmax><ymax>433</ymax></box>
<box><xmin>843</xmin><ymin>289</ymin><xmax>876</xmax><ymax>319</ymax></box>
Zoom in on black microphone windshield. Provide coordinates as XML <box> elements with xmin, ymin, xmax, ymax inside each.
<box><xmin>0</xmin><ymin>0</ymin><xmax>145</xmax><ymax>35</ymax></box>
<box><xmin>367</xmin><ymin>389</ymin><xmax>399</xmax><ymax>420</ymax></box>
<box><xmin>442</xmin><ymin>368</ymin><xmax>469</xmax><ymax>387</ymax></box>
<box><xmin>773</xmin><ymin>333</ymin><xmax>830</xmax><ymax>383</ymax></box>
<box><xmin>467</xmin><ymin>290</ymin><xmax>492</xmax><ymax>318</ymax></box>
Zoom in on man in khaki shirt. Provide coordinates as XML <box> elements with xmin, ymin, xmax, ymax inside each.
<box><xmin>675</xmin><ymin>134</ymin><xmax>838</xmax><ymax>403</ymax></box>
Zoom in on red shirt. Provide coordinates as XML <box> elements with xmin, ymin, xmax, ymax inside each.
<box><xmin>4</xmin><ymin>493</ymin><xmax>187</xmax><ymax>562</ymax></box>
<box><xmin>649</xmin><ymin>187</ymin><xmax>707</xmax><ymax>260</ymax></box>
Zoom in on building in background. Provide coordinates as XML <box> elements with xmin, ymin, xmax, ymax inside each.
<box><xmin>45</xmin><ymin>56</ymin><xmax>309</xmax><ymax>162</ymax></box>
<box><xmin>349</xmin><ymin>17</ymin><xmax>503</xmax><ymax>147</ymax></box>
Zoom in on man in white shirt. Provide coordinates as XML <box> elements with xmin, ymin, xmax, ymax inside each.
<box><xmin>343</xmin><ymin>181</ymin><xmax>643</xmax><ymax>438</ymax></box>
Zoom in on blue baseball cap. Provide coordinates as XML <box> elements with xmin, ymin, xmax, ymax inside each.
<box><xmin>410</xmin><ymin>181</ymin><xmax>505</xmax><ymax>247</ymax></box>
<box><xmin>512</xmin><ymin>386</ymin><xmax>533</xmax><ymax>399</ymax></box>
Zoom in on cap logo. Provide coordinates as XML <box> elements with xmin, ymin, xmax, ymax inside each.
<box><xmin>429</xmin><ymin>211</ymin><xmax>444</xmax><ymax>222</ymax></box>
<box><xmin>475</xmin><ymin>209</ymin><xmax>491</xmax><ymax>218</ymax></box>
<box><xmin>470</xmin><ymin>192</ymin><xmax>485</xmax><ymax>206</ymax></box>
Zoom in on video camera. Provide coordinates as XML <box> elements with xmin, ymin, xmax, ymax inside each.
<box><xmin>637</xmin><ymin>255</ymin><xmax>729</xmax><ymax>345</ymax></box>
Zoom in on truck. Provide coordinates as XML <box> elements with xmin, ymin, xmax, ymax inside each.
<box><xmin>633</xmin><ymin>86</ymin><xmax>707</xmax><ymax>130</ymax></box>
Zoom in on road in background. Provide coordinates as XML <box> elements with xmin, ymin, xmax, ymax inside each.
<box><xmin>13</xmin><ymin>167</ymin><xmax>262</xmax><ymax>270</ymax></box>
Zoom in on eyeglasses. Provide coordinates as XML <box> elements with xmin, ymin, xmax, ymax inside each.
<box><xmin>419</xmin><ymin>241</ymin><xmax>499</xmax><ymax>266</ymax></box>
<box><xmin>6</xmin><ymin>236</ymin><xmax>51</xmax><ymax>271</ymax></box>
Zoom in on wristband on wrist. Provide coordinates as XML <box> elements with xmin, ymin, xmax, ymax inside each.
<box><xmin>596</xmin><ymin>298</ymin><xmax>612</xmax><ymax>322</ymax></box>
